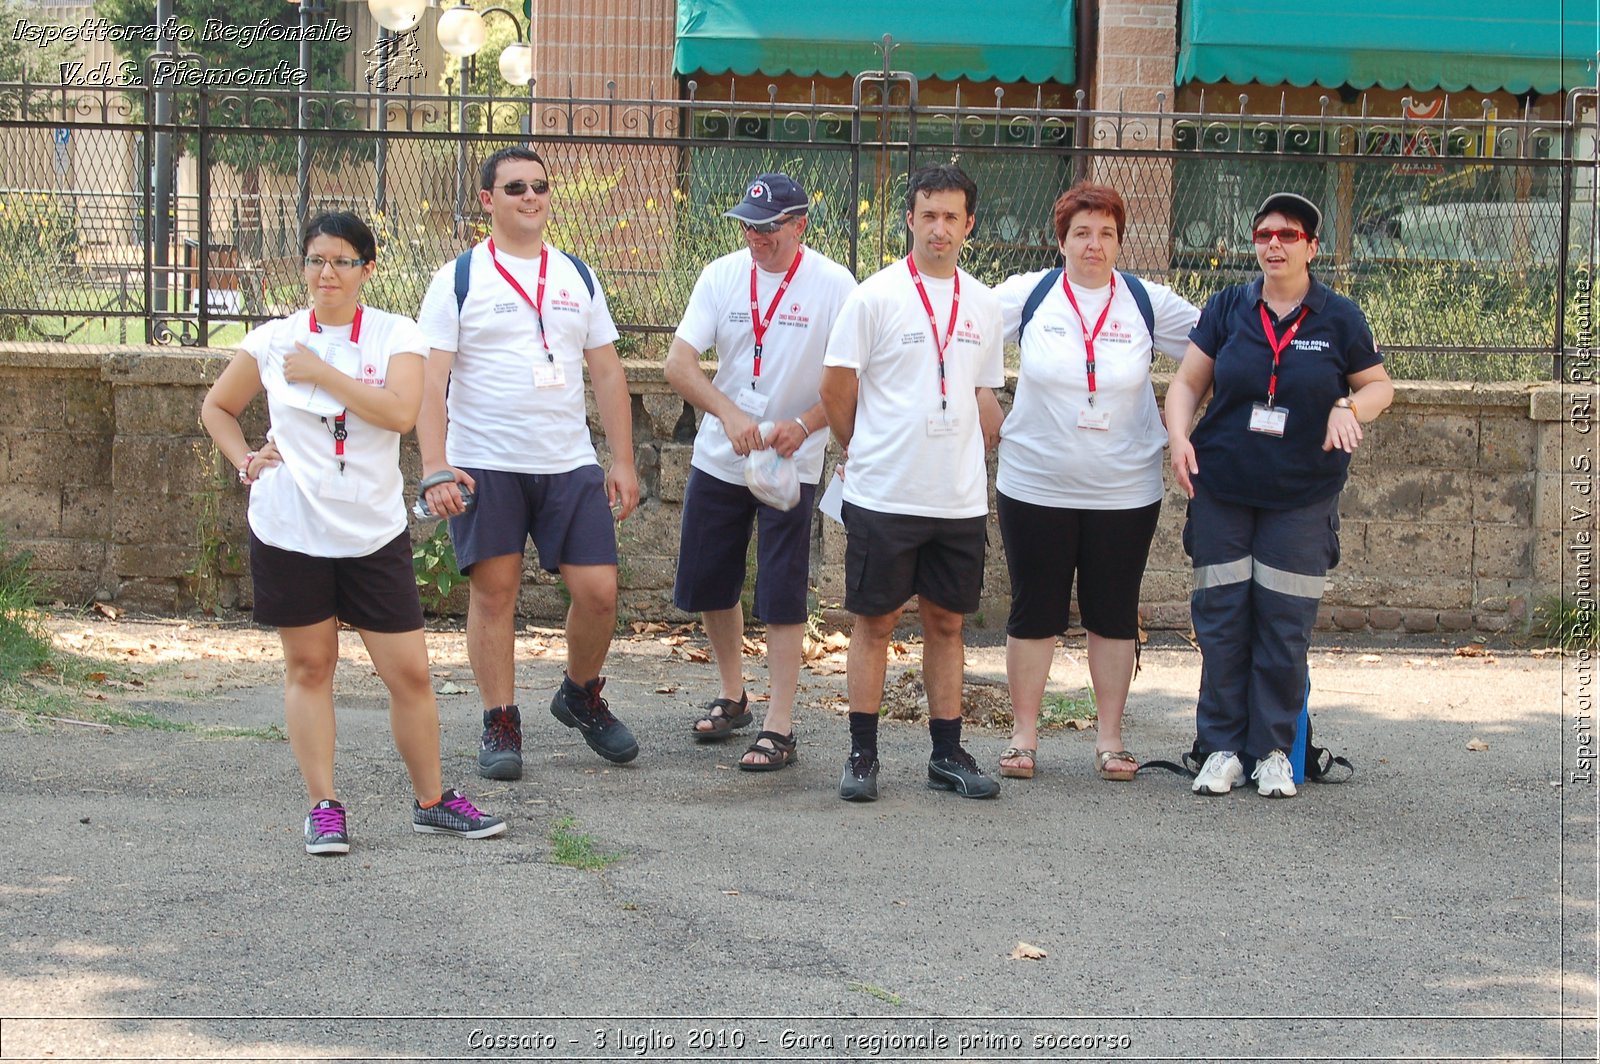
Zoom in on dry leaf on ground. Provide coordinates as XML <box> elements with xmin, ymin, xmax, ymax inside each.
<box><xmin>1466</xmin><ymin>737</ymin><xmax>1490</xmax><ymax>751</ymax></box>
<box><xmin>1010</xmin><ymin>942</ymin><xmax>1047</xmax><ymax>960</ymax></box>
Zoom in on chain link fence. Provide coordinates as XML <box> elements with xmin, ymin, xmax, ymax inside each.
<box><xmin>0</xmin><ymin>74</ymin><xmax>1594</xmax><ymax>377</ymax></box>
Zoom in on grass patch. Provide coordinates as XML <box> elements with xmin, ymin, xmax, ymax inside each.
<box><xmin>1040</xmin><ymin>687</ymin><xmax>1097</xmax><ymax>727</ymax></box>
<box><xmin>548</xmin><ymin>816</ymin><xmax>623</xmax><ymax>871</ymax></box>
<box><xmin>1531</xmin><ymin>596</ymin><xmax>1599</xmax><ymax>649</ymax></box>
<box><xmin>845</xmin><ymin>981</ymin><xmax>902</xmax><ymax>1006</ymax></box>
<box><xmin>0</xmin><ymin>536</ymin><xmax>51</xmax><ymax>682</ymax></box>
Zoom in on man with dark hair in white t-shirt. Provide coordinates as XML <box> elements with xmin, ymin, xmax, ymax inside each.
<box><xmin>416</xmin><ymin>145</ymin><xmax>641</xmax><ymax>780</ymax></box>
<box><xmin>664</xmin><ymin>172</ymin><xmax>856</xmax><ymax>772</ymax></box>
<box><xmin>820</xmin><ymin>163</ymin><xmax>1006</xmax><ymax>803</ymax></box>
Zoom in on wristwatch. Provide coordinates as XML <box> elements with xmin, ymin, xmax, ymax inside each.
<box><xmin>1334</xmin><ymin>396</ymin><xmax>1360</xmax><ymax>419</ymax></box>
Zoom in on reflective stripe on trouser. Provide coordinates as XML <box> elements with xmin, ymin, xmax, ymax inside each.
<box><xmin>1183</xmin><ymin>484</ymin><xmax>1341</xmax><ymax>760</ymax></box>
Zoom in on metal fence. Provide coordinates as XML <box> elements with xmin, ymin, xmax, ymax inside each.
<box><xmin>0</xmin><ymin>66</ymin><xmax>1595</xmax><ymax>376</ymax></box>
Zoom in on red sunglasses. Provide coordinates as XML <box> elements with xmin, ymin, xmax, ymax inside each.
<box><xmin>1252</xmin><ymin>227</ymin><xmax>1310</xmax><ymax>245</ymax></box>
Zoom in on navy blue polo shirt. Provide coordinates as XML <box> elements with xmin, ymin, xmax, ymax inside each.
<box><xmin>1187</xmin><ymin>276</ymin><xmax>1381</xmax><ymax>509</ymax></box>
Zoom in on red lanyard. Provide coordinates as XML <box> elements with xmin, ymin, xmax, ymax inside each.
<box><xmin>907</xmin><ymin>256</ymin><xmax>960</xmax><ymax>411</ymax></box>
<box><xmin>749</xmin><ymin>248</ymin><xmax>804</xmax><ymax>386</ymax></box>
<box><xmin>1259</xmin><ymin>303</ymin><xmax>1308</xmax><ymax>408</ymax></box>
<box><xmin>309</xmin><ymin>305</ymin><xmax>362</xmax><ymax>471</ymax></box>
<box><xmin>1060</xmin><ymin>273</ymin><xmax>1116</xmax><ymax>406</ymax></box>
<box><xmin>486</xmin><ymin>238</ymin><xmax>554</xmax><ymax>363</ymax></box>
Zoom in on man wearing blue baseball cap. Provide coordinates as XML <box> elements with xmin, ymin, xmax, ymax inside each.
<box><xmin>665</xmin><ymin>172</ymin><xmax>857</xmax><ymax>771</ymax></box>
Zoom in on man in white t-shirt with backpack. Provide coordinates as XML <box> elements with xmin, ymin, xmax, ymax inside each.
<box><xmin>820</xmin><ymin>163</ymin><xmax>1006</xmax><ymax>803</ymax></box>
<box><xmin>664</xmin><ymin>172</ymin><xmax>856</xmax><ymax>772</ymax></box>
<box><xmin>416</xmin><ymin>145</ymin><xmax>641</xmax><ymax>780</ymax></box>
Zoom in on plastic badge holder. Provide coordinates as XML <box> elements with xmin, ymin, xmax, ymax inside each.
<box><xmin>260</xmin><ymin>335</ymin><xmax>362</xmax><ymax>416</ymax></box>
<box><xmin>742</xmin><ymin>421</ymin><xmax>801</xmax><ymax>512</ymax></box>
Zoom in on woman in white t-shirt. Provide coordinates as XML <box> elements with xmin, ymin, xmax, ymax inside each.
<box><xmin>992</xmin><ymin>184</ymin><xmax>1199</xmax><ymax>782</ymax></box>
<box><xmin>201</xmin><ymin>211</ymin><xmax>505</xmax><ymax>856</ymax></box>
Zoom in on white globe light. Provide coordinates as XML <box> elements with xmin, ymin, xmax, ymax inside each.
<box><xmin>436</xmin><ymin>5</ymin><xmax>487</xmax><ymax>57</ymax></box>
<box><xmin>498</xmin><ymin>41</ymin><xmax>533</xmax><ymax>87</ymax></box>
<box><xmin>368</xmin><ymin>0</ymin><xmax>427</xmax><ymax>33</ymax></box>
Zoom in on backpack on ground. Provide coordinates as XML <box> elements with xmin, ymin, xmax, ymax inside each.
<box><xmin>1018</xmin><ymin>267</ymin><xmax>1157</xmax><ymax>351</ymax></box>
<box><xmin>1142</xmin><ymin>717</ymin><xmax>1355</xmax><ymax>784</ymax></box>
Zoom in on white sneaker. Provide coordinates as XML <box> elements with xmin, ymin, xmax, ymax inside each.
<box><xmin>1192</xmin><ymin>750</ymin><xmax>1244</xmax><ymax>795</ymax></box>
<box><xmin>1251</xmin><ymin>749</ymin><xmax>1298</xmax><ymax>798</ymax></box>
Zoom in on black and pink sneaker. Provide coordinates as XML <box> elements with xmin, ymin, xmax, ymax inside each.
<box><xmin>412</xmin><ymin>788</ymin><xmax>507</xmax><ymax>839</ymax></box>
<box><xmin>304</xmin><ymin>799</ymin><xmax>350</xmax><ymax>856</ymax></box>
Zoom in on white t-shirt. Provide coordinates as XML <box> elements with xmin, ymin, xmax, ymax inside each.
<box><xmin>675</xmin><ymin>246</ymin><xmax>857</xmax><ymax>485</ymax></box>
<box><xmin>238</xmin><ymin>306</ymin><xmax>428</xmax><ymax>557</ymax></box>
<box><xmin>417</xmin><ymin>242</ymin><xmax>621</xmax><ymax>474</ymax></box>
<box><xmin>823</xmin><ymin>260</ymin><xmax>1005</xmax><ymax>519</ymax></box>
<box><xmin>993</xmin><ymin>270</ymin><xmax>1198</xmax><ymax>509</ymax></box>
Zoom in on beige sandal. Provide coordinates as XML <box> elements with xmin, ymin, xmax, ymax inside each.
<box><xmin>1096</xmin><ymin>749</ymin><xmax>1139</xmax><ymax>781</ymax></box>
<box><xmin>999</xmin><ymin>746</ymin><xmax>1036</xmax><ymax>779</ymax></box>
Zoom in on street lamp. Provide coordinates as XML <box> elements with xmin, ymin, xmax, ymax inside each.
<box><xmin>367</xmin><ymin>0</ymin><xmax>426</xmax><ymax>32</ymax></box>
<box><xmin>433</xmin><ymin>3</ymin><xmax>533</xmax><ymax>87</ymax></box>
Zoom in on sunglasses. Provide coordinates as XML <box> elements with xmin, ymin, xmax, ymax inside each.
<box><xmin>741</xmin><ymin>217</ymin><xmax>795</xmax><ymax>235</ymax></box>
<box><xmin>303</xmin><ymin>255</ymin><xmax>367</xmax><ymax>271</ymax></box>
<box><xmin>1252</xmin><ymin>227</ymin><xmax>1310</xmax><ymax>245</ymax></box>
<box><xmin>492</xmin><ymin>179</ymin><xmax>551</xmax><ymax>196</ymax></box>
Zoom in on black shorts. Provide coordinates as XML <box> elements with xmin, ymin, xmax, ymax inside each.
<box><xmin>250</xmin><ymin>529</ymin><xmax>424</xmax><ymax>633</ymax></box>
<box><xmin>448</xmin><ymin>465</ymin><xmax>618</xmax><ymax>574</ymax></box>
<box><xmin>673</xmin><ymin>468</ymin><xmax>819</xmax><ymax>625</ymax></box>
<box><xmin>842</xmin><ymin>501</ymin><xmax>986</xmax><ymax>617</ymax></box>
<box><xmin>996</xmin><ymin>492</ymin><xmax>1160</xmax><ymax>640</ymax></box>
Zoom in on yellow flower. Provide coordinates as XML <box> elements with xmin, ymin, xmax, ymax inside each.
<box><xmin>812</xmin><ymin>191</ymin><xmax>824</xmax><ymax>203</ymax></box>
<box><xmin>858</xmin><ymin>199</ymin><xmax>870</xmax><ymax>216</ymax></box>
<box><xmin>645</xmin><ymin>197</ymin><xmax>657</xmax><ymax>211</ymax></box>
<box><xmin>619</xmin><ymin>219</ymin><xmax>628</xmax><ymax>229</ymax></box>
<box><xmin>630</xmin><ymin>247</ymin><xmax>639</xmax><ymax>256</ymax></box>
<box><xmin>421</xmin><ymin>199</ymin><xmax>429</xmax><ymax>211</ymax></box>
<box><xmin>671</xmin><ymin>188</ymin><xmax>686</xmax><ymax>203</ymax></box>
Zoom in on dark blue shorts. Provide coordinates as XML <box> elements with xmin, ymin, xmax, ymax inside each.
<box><xmin>841</xmin><ymin>501</ymin><xmax>986</xmax><ymax>617</ymax></box>
<box><xmin>448</xmin><ymin>465</ymin><xmax>618</xmax><ymax>574</ymax></box>
<box><xmin>250</xmin><ymin>529</ymin><xmax>424</xmax><ymax>633</ymax></box>
<box><xmin>673</xmin><ymin>467</ymin><xmax>818</xmax><ymax>625</ymax></box>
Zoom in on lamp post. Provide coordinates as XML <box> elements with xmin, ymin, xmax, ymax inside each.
<box><xmin>434</xmin><ymin>3</ymin><xmax>533</xmax><ymax>235</ymax></box>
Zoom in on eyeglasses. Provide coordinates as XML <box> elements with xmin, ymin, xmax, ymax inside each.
<box><xmin>492</xmin><ymin>179</ymin><xmax>551</xmax><ymax>196</ymax></box>
<box><xmin>1252</xmin><ymin>227</ymin><xmax>1310</xmax><ymax>245</ymax></box>
<box><xmin>741</xmin><ymin>217</ymin><xmax>795</xmax><ymax>235</ymax></box>
<box><xmin>303</xmin><ymin>255</ymin><xmax>367</xmax><ymax>271</ymax></box>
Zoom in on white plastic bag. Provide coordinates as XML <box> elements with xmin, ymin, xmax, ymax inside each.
<box><xmin>743</xmin><ymin>421</ymin><xmax>801</xmax><ymax>511</ymax></box>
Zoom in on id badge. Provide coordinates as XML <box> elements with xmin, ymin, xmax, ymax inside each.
<box><xmin>317</xmin><ymin>471</ymin><xmax>360</xmax><ymax>502</ymax></box>
<box><xmin>1077</xmin><ymin>407</ymin><xmax>1111</xmax><ymax>431</ymax></box>
<box><xmin>734</xmin><ymin>387</ymin><xmax>770</xmax><ymax>417</ymax></box>
<box><xmin>926</xmin><ymin>414</ymin><xmax>960</xmax><ymax>437</ymax></box>
<box><xmin>533</xmin><ymin>361</ymin><xmax>567</xmax><ymax>389</ymax></box>
<box><xmin>1249</xmin><ymin>402</ymin><xmax>1288</xmax><ymax>437</ymax></box>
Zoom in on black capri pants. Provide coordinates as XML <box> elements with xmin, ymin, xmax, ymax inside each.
<box><xmin>996</xmin><ymin>491</ymin><xmax>1161</xmax><ymax>640</ymax></box>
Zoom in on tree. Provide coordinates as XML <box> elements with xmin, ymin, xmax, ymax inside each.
<box><xmin>0</xmin><ymin>0</ymin><xmax>78</xmax><ymax>117</ymax></box>
<box><xmin>92</xmin><ymin>0</ymin><xmax>359</xmax><ymax>176</ymax></box>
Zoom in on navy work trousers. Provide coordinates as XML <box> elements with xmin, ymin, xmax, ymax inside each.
<box><xmin>1183</xmin><ymin>481</ymin><xmax>1341</xmax><ymax>759</ymax></box>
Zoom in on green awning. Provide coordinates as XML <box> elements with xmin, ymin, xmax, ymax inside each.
<box><xmin>674</xmin><ymin>0</ymin><xmax>1076</xmax><ymax>83</ymax></box>
<box><xmin>1178</xmin><ymin>1</ymin><xmax>1598</xmax><ymax>94</ymax></box>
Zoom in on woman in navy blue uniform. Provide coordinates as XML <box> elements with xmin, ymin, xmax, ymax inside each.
<box><xmin>1165</xmin><ymin>193</ymin><xmax>1394</xmax><ymax>799</ymax></box>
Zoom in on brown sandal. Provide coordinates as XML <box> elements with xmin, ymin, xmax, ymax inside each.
<box><xmin>738</xmin><ymin>731</ymin><xmax>796</xmax><ymax>772</ymax></box>
<box><xmin>1096</xmin><ymin>749</ymin><xmax>1139</xmax><ymax>781</ymax></box>
<box><xmin>999</xmin><ymin>746</ymin><xmax>1036</xmax><ymax>779</ymax></box>
<box><xmin>691</xmin><ymin>693</ymin><xmax>750</xmax><ymax>743</ymax></box>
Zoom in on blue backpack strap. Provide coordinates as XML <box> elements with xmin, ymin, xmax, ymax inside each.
<box><xmin>453</xmin><ymin>248</ymin><xmax>473</xmax><ymax>313</ymax></box>
<box><xmin>1118</xmin><ymin>270</ymin><xmax>1156</xmax><ymax>349</ymax></box>
<box><xmin>560</xmin><ymin>249</ymin><xmax>596</xmax><ymax>298</ymax></box>
<box><xmin>1017</xmin><ymin>267</ymin><xmax>1062</xmax><ymax>345</ymax></box>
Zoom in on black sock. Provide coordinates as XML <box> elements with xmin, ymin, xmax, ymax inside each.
<box><xmin>929</xmin><ymin>717</ymin><xmax>962</xmax><ymax>761</ymax></box>
<box><xmin>848</xmin><ymin>711</ymin><xmax>879</xmax><ymax>759</ymax></box>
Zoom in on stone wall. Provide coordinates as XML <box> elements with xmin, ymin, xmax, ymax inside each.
<box><xmin>0</xmin><ymin>342</ymin><xmax>1576</xmax><ymax>633</ymax></box>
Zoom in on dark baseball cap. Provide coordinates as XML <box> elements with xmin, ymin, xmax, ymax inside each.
<box><xmin>723</xmin><ymin>173</ymin><xmax>808</xmax><ymax>224</ymax></box>
<box><xmin>1253</xmin><ymin>192</ymin><xmax>1321</xmax><ymax>238</ymax></box>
